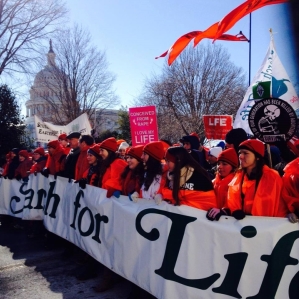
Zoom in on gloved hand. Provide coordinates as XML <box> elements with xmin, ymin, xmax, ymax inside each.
<box><xmin>154</xmin><ymin>193</ymin><xmax>163</xmax><ymax>205</ymax></box>
<box><xmin>232</xmin><ymin>209</ymin><xmax>246</xmax><ymax>220</ymax></box>
<box><xmin>15</xmin><ymin>174</ymin><xmax>22</xmax><ymax>181</ymax></box>
<box><xmin>74</xmin><ymin>178</ymin><xmax>87</xmax><ymax>189</ymax></box>
<box><xmin>287</xmin><ymin>213</ymin><xmax>299</xmax><ymax>223</ymax></box>
<box><xmin>112</xmin><ymin>190</ymin><xmax>121</xmax><ymax>198</ymax></box>
<box><xmin>206</xmin><ymin>208</ymin><xmax>227</xmax><ymax>221</ymax></box>
<box><xmin>129</xmin><ymin>191</ymin><xmax>139</xmax><ymax>203</ymax></box>
<box><xmin>23</xmin><ymin>177</ymin><xmax>29</xmax><ymax>183</ymax></box>
<box><xmin>41</xmin><ymin>168</ymin><xmax>50</xmax><ymax>178</ymax></box>
<box><xmin>34</xmin><ymin>171</ymin><xmax>37</xmax><ymax>176</ymax></box>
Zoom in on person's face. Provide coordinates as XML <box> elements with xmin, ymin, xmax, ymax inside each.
<box><xmin>127</xmin><ymin>156</ymin><xmax>139</xmax><ymax>169</ymax></box>
<box><xmin>78</xmin><ymin>140</ymin><xmax>86</xmax><ymax>150</ymax></box>
<box><xmin>141</xmin><ymin>152</ymin><xmax>149</xmax><ymax>163</ymax></box>
<box><xmin>87</xmin><ymin>153</ymin><xmax>97</xmax><ymax>165</ymax></box>
<box><xmin>217</xmin><ymin>161</ymin><xmax>233</xmax><ymax>178</ymax></box>
<box><xmin>99</xmin><ymin>148</ymin><xmax>109</xmax><ymax>160</ymax></box>
<box><xmin>166</xmin><ymin>159</ymin><xmax>175</xmax><ymax>172</ymax></box>
<box><xmin>239</xmin><ymin>149</ymin><xmax>257</xmax><ymax>170</ymax></box>
<box><xmin>33</xmin><ymin>153</ymin><xmax>41</xmax><ymax>161</ymax></box>
<box><xmin>183</xmin><ymin>142</ymin><xmax>191</xmax><ymax>150</ymax></box>
<box><xmin>47</xmin><ymin>147</ymin><xmax>55</xmax><ymax>156</ymax></box>
<box><xmin>207</xmin><ymin>155</ymin><xmax>217</xmax><ymax>165</ymax></box>
<box><xmin>59</xmin><ymin>139</ymin><xmax>68</xmax><ymax>147</ymax></box>
<box><xmin>69</xmin><ymin>138</ymin><xmax>79</xmax><ymax>149</ymax></box>
<box><xmin>118</xmin><ymin>148</ymin><xmax>126</xmax><ymax>157</ymax></box>
<box><xmin>11</xmin><ymin>152</ymin><xmax>16</xmax><ymax>158</ymax></box>
<box><xmin>19</xmin><ymin>155</ymin><xmax>25</xmax><ymax>162</ymax></box>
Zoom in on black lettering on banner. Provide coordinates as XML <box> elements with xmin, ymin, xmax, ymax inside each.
<box><xmin>44</xmin><ymin>181</ymin><xmax>60</xmax><ymax>218</ymax></box>
<box><xmin>10</xmin><ymin>183</ymin><xmax>33</xmax><ymax>214</ymax></box>
<box><xmin>70</xmin><ymin>190</ymin><xmax>109</xmax><ymax>244</ymax></box>
<box><xmin>35</xmin><ymin>189</ymin><xmax>47</xmax><ymax>209</ymax></box>
<box><xmin>247</xmin><ymin>231</ymin><xmax>299</xmax><ymax>299</ymax></box>
<box><xmin>136</xmin><ymin>208</ymin><xmax>220</xmax><ymax>290</ymax></box>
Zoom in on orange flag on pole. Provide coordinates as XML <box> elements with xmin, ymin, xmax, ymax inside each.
<box><xmin>156</xmin><ymin>31</ymin><xmax>248</xmax><ymax>66</ymax></box>
<box><xmin>213</xmin><ymin>0</ymin><xmax>289</xmax><ymax>41</ymax></box>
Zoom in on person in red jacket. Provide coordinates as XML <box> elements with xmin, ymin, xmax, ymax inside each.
<box><xmin>97</xmin><ymin>137</ymin><xmax>127</xmax><ymax>197</ymax></box>
<box><xmin>75</xmin><ymin>134</ymin><xmax>94</xmax><ymax>180</ymax></box>
<box><xmin>42</xmin><ymin>140</ymin><xmax>66</xmax><ymax>177</ymax></box>
<box><xmin>58</xmin><ymin>133</ymin><xmax>70</xmax><ymax>155</ymax></box>
<box><xmin>77</xmin><ymin>143</ymin><xmax>102</xmax><ymax>188</ymax></box>
<box><xmin>161</xmin><ymin>146</ymin><xmax>216</xmax><ymax>210</ymax></box>
<box><xmin>225</xmin><ymin>139</ymin><xmax>287</xmax><ymax>220</ymax></box>
<box><xmin>281</xmin><ymin>157</ymin><xmax>299</xmax><ymax>223</ymax></box>
<box><xmin>121</xmin><ymin>145</ymin><xmax>144</xmax><ymax>196</ymax></box>
<box><xmin>15</xmin><ymin>150</ymin><xmax>33</xmax><ymax>181</ymax></box>
<box><xmin>30</xmin><ymin>147</ymin><xmax>48</xmax><ymax>174</ymax></box>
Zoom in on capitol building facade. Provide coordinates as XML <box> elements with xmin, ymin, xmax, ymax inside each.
<box><xmin>25</xmin><ymin>41</ymin><xmax>119</xmax><ymax>146</ymax></box>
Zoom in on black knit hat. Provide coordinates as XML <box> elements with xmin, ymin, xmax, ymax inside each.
<box><xmin>225</xmin><ymin>128</ymin><xmax>248</xmax><ymax>151</ymax></box>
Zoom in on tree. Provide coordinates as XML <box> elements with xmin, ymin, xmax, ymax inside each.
<box><xmin>117</xmin><ymin>106</ymin><xmax>131</xmax><ymax>142</ymax></box>
<box><xmin>137</xmin><ymin>43</ymin><xmax>247</xmax><ymax>143</ymax></box>
<box><xmin>33</xmin><ymin>24</ymin><xmax>119</xmax><ymax>125</ymax></box>
<box><xmin>0</xmin><ymin>84</ymin><xmax>26</xmax><ymax>157</ymax></box>
<box><xmin>0</xmin><ymin>0</ymin><xmax>67</xmax><ymax>77</ymax></box>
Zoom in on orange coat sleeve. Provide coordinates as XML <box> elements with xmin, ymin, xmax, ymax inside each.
<box><xmin>102</xmin><ymin>159</ymin><xmax>127</xmax><ymax>190</ymax></box>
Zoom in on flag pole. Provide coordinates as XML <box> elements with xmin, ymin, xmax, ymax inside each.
<box><xmin>248</xmin><ymin>13</ymin><xmax>252</xmax><ymax>86</ymax></box>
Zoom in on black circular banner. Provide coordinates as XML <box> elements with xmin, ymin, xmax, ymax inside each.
<box><xmin>248</xmin><ymin>98</ymin><xmax>298</xmax><ymax>143</ymax></box>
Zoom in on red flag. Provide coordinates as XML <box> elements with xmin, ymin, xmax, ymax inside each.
<box><xmin>156</xmin><ymin>30</ymin><xmax>248</xmax><ymax>66</ymax></box>
<box><xmin>214</xmin><ymin>0</ymin><xmax>289</xmax><ymax>41</ymax></box>
<box><xmin>193</xmin><ymin>22</ymin><xmax>218</xmax><ymax>46</ymax></box>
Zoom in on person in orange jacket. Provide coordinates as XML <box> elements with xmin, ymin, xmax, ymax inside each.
<box><xmin>216</xmin><ymin>139</ymin><xmax>287</xmax><ymax>220</ymax></box>
<box><xmin>30</xmin><ymin>147</ymin><xmax>48</xmax><ymax>174</ymax></box>
<box><xmin>14</xmin><ymin>150</ymin><xmax>33</xmax><ymax>181</ymax></box>
<box><xmin>97</xmin><ymin>137</ymin><xmax>127</xmax><ymax>197</ymax></box>
<box><xmin>213</xmin><ymin>148</ymin><xmax>239</xmax><ymax>208</ymax></box>
<box><xmin>161</xmin><ymin>146</ymin><xmax>217</xmax><ymax>210</ymax></box>
<box><xmin>121</xmin><ymin>145</ymin><xmax>144</xmax><ymax>196</ymax></box>
<box><xmin>281</xmin><ymin>157</ymin><xmax>299</xmax><ymax>223</ymax></box>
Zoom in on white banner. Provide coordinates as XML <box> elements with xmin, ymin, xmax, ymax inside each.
<box><xmin>0</xmin><ymin>175</ymin><xmax>298</xmax><ymax>299</ymax></box>
<box><xmin>34</xmin><ymin>113</ymin><xmax>92</xmax><ymax>143</ymax></box>
<box><xmin>234</xmin><ymin>36</ymin><xmax>299</xmax><ymax>135</ymax></box>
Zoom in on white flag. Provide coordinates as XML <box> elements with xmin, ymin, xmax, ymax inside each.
<box><xmin>234</xmin><ymin>36</ymin><xmax>299</xmax><ymax>134</ymax></box>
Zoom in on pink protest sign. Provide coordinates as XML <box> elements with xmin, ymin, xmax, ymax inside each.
<box><xmin>129</xmin><ymin>106</ymin><xmax>159</xmax><ymax>146</ymax></box>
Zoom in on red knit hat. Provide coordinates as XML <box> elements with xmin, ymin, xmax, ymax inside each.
<box><xmin>58</xmin><ymin>133</ymin><xmax>67</xmax><ymax>141</ymax></box>
<box><xmin>128</xmin><ymin>145</ymin><xmax>144</xmax><ymax>162</ymax></box>
<box><xmin>217</xmin><ymin>148</ymin><xmax>239</xmax><ymax>168</ymax></box>
<box><xmin>238</xmin><ymin>139</ymin><xmax>265</xmax><ymax>157</ymax></box>
<box><xmin>99</xmin><ymin>137</ymin><xmax>118</xmax><ymax>152</ymax></box>
<box><xmin>47</xmin><ymin>140</ymin><xmax>60</xmax><ymax>149</ymax></box>
<box><xmin>88</xmin><ymin>143</ymin><xmax>101</xmax><ymax>158</ymax></box>
<box><xmin>143</xmin><ymin>141</ymin><xmax>165</xmax><ymax>161</ymax></box>
<box><xmin>116</xmin><ymin>139</ymin><xmax>126</xmax><ymax>146</ymax></box>
<box><xmin>33</xmin><ymin>147</ymin><xmax>45</xmax><ymax>156</ymax></box>
<box><xmin>19</xmin><ymin>150</ymin><xmax>29</xmax><ymax>159</ymax></box>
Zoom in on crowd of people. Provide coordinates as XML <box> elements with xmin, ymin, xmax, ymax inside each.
<box><xmin>1</xmin><ymin>128</ymin><xmax>299</xmax><ymax>298</ymax></box>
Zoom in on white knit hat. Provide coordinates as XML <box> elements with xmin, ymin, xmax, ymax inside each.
<box><xmin>208</xmin><ymin>146</ymin><xmax>222</xmax><ymax>158</ymax></box>
<box><xmin>118</xmin><ymin>141</ymin><xmax>129</xmax><ymax>151</ymax></box>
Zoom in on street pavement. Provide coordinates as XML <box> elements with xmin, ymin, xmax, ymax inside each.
<box><xmin>0</xmin><ymin>215</ymin><xmax>133</xmax><ymax>299</ymax></box>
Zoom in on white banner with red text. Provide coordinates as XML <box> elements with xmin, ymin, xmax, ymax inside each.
<box><xmin>0</xmin><ymin>175</ymin><xmax>298</xmax><ymax>299</ymax></box>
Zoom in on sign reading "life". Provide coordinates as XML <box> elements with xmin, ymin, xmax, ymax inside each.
<box><xmin>203</xmin><ymin>115</ymin><xmax>233</xmax><ymax>140</ymax></box>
